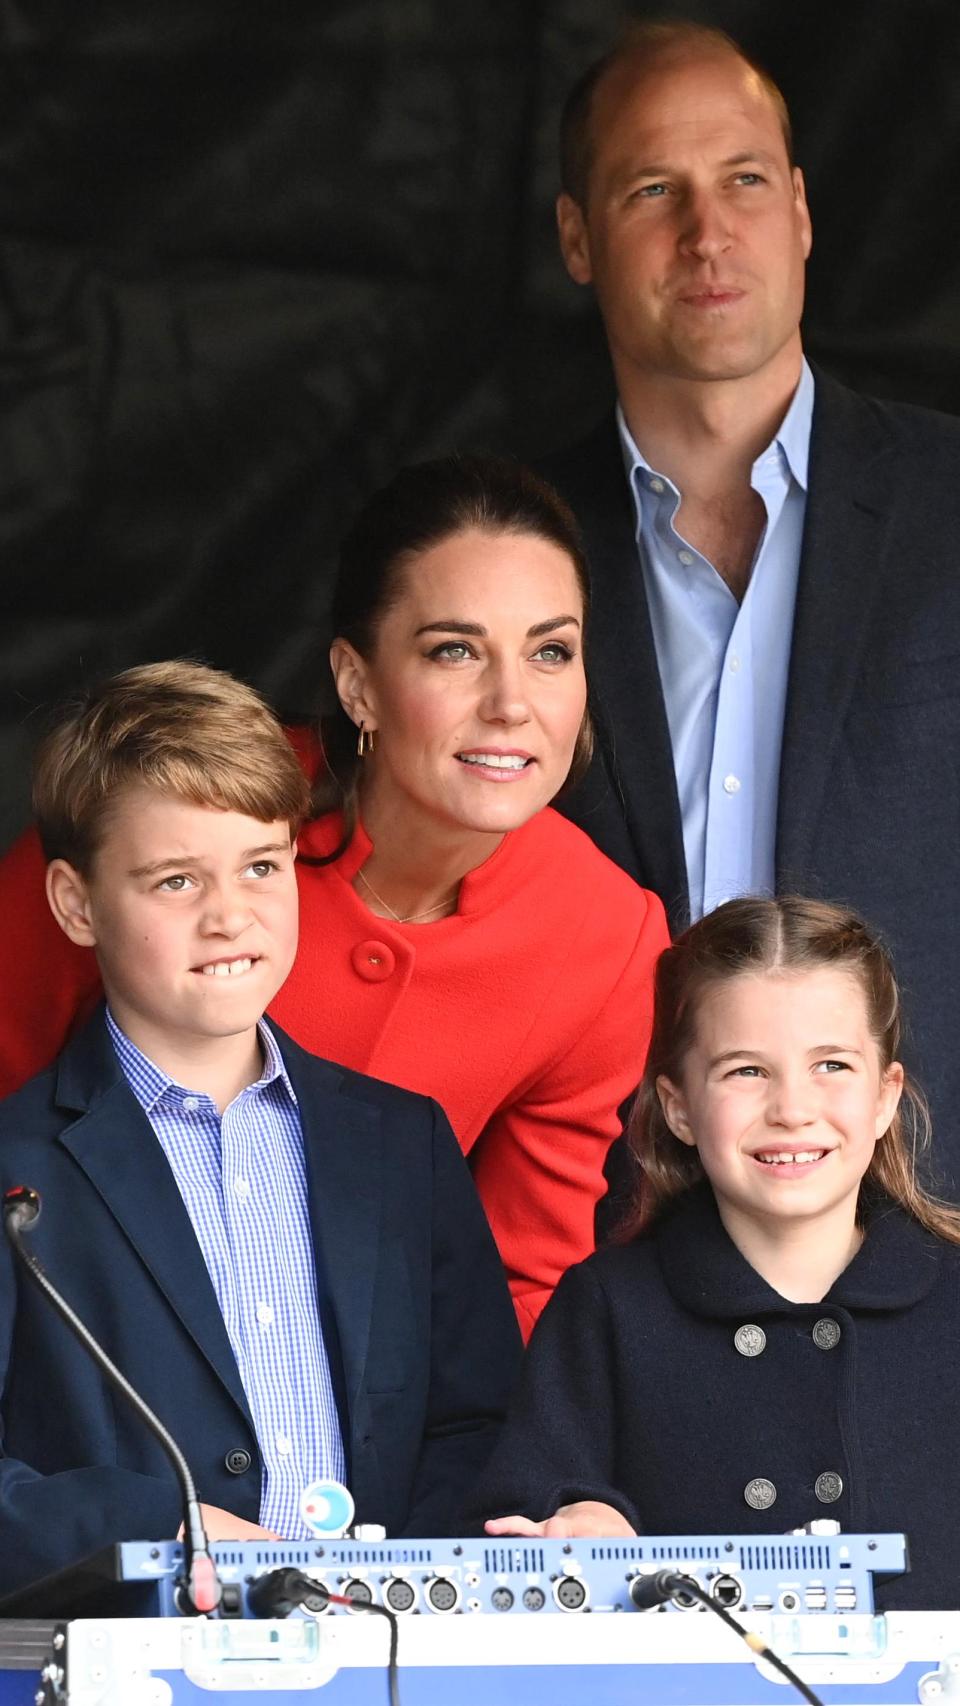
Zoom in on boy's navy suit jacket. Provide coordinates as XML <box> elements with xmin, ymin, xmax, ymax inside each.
<box><xmin>0</xmin><ymin>1008</ymin><xmax>521</xmax><ymax>1597</ymax></box>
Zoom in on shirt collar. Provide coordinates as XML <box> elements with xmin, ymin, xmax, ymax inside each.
<box><xmin>772</xmin><ymin>357</ymin><xmax>814</xmax><ymax>491</ymax></box>
<box><xmin>106</xmin><ymin>1007</ymin><xmax>297</xmax><ymax>1115</ymax></box>
<box><xmin>617</xmin><ymin>356</ymin><xmax>815</xmax><ymax>500</ymax></box>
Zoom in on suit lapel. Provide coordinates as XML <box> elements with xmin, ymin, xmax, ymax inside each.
<box><xmin>777</xmin><ymin>372</ymin><xmax>896</xmax><ymax>884</ymax></box>
<box><xmin>549</xmin><ymin>417</ymin><xmax>687</xmax><ymax>914</ymax></box>
<box><xmin>280</xmin><ymin>1039</ymin><xmax>383</xmax><ymax>1431</ymax></box>
<box><xmin>57</xmin><ymin>1016</ymin><xmax>385</xmax><ymax>1449</ymax></box>
<box><xmin>55</xmin><ymin>1031</ymin><xmax>252</xmax><ymax>1420</ymax></box>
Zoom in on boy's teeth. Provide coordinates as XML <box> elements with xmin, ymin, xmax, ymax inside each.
<box><xmin>757</xmin><ymin>1150</ymin><xmax>825</xmax><ymax>1165</ymax></box>
<box><xmin>201</xmin><ymin>958</ymin><xmax>253</xmax><ymax>977</ymax></box>
<box><xmin>457</xmin><ymin>753</ymin><xmax>528</xmax><ymax>769</ymax></box>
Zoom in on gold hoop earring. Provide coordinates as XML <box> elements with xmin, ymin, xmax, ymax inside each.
<box><xmin>357</xmin><ymin>722</ymin><xmax>375</xmax><ymax>758</ymax></box>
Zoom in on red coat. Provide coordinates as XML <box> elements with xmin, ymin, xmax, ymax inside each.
<box><xmin>0</xmin><ymin>801</ymin><xmax>668</xmax><ymax>1338</ymax></box>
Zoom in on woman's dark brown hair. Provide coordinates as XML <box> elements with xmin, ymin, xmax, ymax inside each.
<box><xmin>620</xmin><ymin>894</ymin><xmax>960</xmax><ymax>1244</ymax></box>
<box><xmin>310</xmin><ymin>452</ymin><xmax>594</xmax><ymax>860</ymax></box>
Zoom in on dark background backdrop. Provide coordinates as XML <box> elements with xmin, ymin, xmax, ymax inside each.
<box><xmin>2</xmin><ymin>0</ymin><xmax>958</xmax><ymax>848</ymax></box>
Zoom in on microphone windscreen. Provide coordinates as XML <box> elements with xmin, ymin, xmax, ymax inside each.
<box><xmin>3</xmin><ymin>1186</ymin><xmax>41</xmax><ymax>1228</ymax></box>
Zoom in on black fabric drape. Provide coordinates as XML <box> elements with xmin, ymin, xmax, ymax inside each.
<box><xmin>2</xmin><ymin>0</ymin><xmax>958</xmax><ymax>845</ymax></box>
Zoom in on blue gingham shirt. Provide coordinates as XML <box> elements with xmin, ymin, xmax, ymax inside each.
<box><xmin>618</xmin><ymin>361</ymin><xmax>813</xmax><ymax>919</ymax></box>
<box><xmin>107</xmin><ymin>1009</ymin><xmax>345</xmax><ymax>1536</ymax></box>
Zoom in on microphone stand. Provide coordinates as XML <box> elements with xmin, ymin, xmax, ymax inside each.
<box><xmin>2</xmin><ymin>1185</ymin><xmax>221</xmax><ymax>1615</ymax></box>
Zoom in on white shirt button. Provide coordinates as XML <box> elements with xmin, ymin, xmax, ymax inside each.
<box><xmin>256</xmin><ymin>1302</ymin><xmax>274</xmax><ymax>1326</ymax></box>
<box><xmin>728</xmin><ymin>654</ymin><xmax>741</xmax><ymax>673</ymax></box>
<box><xmin>649</xmin><ymin>477</ymin><xmax>665</xmax><ymax>494</ymax></box>
<box><xmin>234</xmin><ymin>1176</ymin><xmax>251</xmax><ymax>1200</ymax></box>
<box><xmin>677</xmin><ymin>548</ymin><xmax>695</xmax><ymax>565</ymax></box>
<box><xmin>276</xmin><ymin>1435</ymin><xmax>292</xmax><ymax>1455</ymax></box>
<box><xmin>182</xmin><ymin>1096</ymin><xmax>200</xmax><ymax>1114</ymax></box>
<box><xmin>723</xmin><ymin>774</ymin><xmax>741</xmax><ymax>795</ymax></box>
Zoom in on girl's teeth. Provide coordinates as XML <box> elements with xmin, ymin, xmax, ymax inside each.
<box><xmin>757</xmin><ymin>1150</ymin><xmax>825</xmax><ymax>1165</ymax></box>
<box><xmin>201</xmin><ymin>958</ymin><xmax>253</xmax><ymax>977</ymax></box>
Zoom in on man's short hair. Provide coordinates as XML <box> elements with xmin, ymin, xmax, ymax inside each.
<box><xmin>33</xmin><ymin>659</ymin><xmax>312</xmax><ymax>871</ymax></box>
<box><xmin>560</xmin><ymin>19</ymin><xmax>794</xmax><ymax>207</ymax></box>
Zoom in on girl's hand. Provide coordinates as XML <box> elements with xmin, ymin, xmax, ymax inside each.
<box><xmin>485</xmin><ymin>1500</ymin><xmax>635</xmax><ymax>1538</ymax></box>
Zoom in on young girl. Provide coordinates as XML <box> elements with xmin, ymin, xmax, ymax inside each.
<box><xmin>481</xmin><ymin>896</ymin><xmax>960</xmax><ymax>1611</ymax></box>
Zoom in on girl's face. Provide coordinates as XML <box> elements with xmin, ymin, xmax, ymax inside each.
<box><xmin>331</xmin><ymin>525</ymin><xmax>587</xmax><ymax>841</ymax></box>
<box><xmin>657</xmin><ymin>968</ymin><xmax>904</xmax><ymax>1241</ymax></box>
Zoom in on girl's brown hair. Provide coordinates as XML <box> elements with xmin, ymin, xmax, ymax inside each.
<box><xmin>620</xmin><ymin>895</ymin><xmax>960</xmax><ymax>1244</ymax></box>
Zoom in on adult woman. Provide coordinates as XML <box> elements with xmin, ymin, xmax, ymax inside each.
<box><xmin>0</xmin><ymin>456</ymin><xmax>669</xmax><ymax>1335</ymax></box>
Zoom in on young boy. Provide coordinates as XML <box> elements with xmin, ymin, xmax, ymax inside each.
<box><xmin>0</xmin><ymin>660</ymin><xmax>520</xmax><ymax>1598</ymax></box>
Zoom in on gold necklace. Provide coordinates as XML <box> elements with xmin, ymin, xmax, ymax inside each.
<box><xmin>356</xmin><ymin>866</ymin><xmax>458</xmax><ymax>924</ymax></box>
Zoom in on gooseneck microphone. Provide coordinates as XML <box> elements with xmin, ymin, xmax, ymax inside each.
<box><xmin>2</xmin><ymin>1185</ymin><xmax>222</xmax><ymax>1615</ymax></box>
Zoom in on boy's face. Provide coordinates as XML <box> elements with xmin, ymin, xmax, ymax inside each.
<box><xmin>47</xmin><ymin>784</ymin><xmax>299</xmax><ymax>1063</ymax></box>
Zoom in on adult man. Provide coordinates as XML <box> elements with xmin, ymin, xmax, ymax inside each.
<box><xmin>544</xmin><ymin>22</ymin><xmax>960</xmax><ymax>1187</ymax></box>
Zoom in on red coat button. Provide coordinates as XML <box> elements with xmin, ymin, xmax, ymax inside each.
<box><xmin>351</xmin><ymin>940</ymin><xmax>396</xmax><ymax>981</ymax></box>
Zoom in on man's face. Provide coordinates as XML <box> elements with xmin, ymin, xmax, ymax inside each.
<box><xmin>557</xmin><ymin>49</ymin><xmax>812</xmax><ymax>391</ymax></box>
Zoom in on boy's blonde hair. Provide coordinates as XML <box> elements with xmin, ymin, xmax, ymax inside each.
<box><xmin>34</xmin><ymin>660</ymin><xmax>311</xmax><ymax>872</ymax></box>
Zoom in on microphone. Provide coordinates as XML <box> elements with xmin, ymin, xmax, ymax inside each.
<box><xmin>2</xmin><ymin>1185</ymin><xmax>221</xmax><ymax>1615</ymax></box>
<box><xmin>3</xmin><ymin>1185</ymin><xmax>40</xmax><ymax>1231</ymax></box>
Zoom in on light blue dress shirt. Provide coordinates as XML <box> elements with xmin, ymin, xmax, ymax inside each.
<box><xmin>107</xmin><ymin>1009</ymin><xmax>346</xmax><ymax>1537</ymax></box>
<box><xmin>617</xmin><ymin>361</ymin><xmax>814</xmax><ymax>919</ymax></box>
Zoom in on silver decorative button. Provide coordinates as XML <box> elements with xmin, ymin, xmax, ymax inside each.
<box><xmin>744</xmin><ymin>1477</ymin><xmax>777</xmax><ymax>1511</ymax></box>
<box><xmin>814</xmin><ymin>1471</ymin><xmax>843</xmax><ymax>1504</ymax></box>
<box><xmin>734</xmin><ymin>1324</ymin><xmax>766</xmax><ymax>1357</ymax></box>
<box><xmin>812</xmin><ymin>1318</ymin><xmax>841</xmax><ymax>1350</ymax></box>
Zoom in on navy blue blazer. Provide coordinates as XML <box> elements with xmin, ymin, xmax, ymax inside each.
<box><xmin>542</xmin><ymin>371</ymin><xmax>960</xmax><ymax>1189</ymax></box>
<box><xmin>0</xmin><ymin>1011</ymin><xmax>521</xmax><ymax>1597</ymax></box>
<box><xmin>477</xmin><ymin>1185</ymin><xmax>960</xmax><ymax>1612</ymax></box>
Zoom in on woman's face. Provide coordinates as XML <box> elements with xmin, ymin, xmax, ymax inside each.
<box><xmin>332</xmin><ymin>525</ymin><xmax>588</xmax><ymax>840</ymax></box>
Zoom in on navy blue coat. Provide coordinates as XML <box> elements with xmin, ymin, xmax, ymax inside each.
<box><xmin>478</xmin><ymin>1185</ymin><xmax>960</xmax><ymax>1611</ymax></box>
<box><xmin>542</xmin><ymin>371</ymin><xmax>960</xmax><ymax>1190</ymax></box>
<box><xmin>0</xmin><ymin>1011</ymin><xmax>521</xmax><ymax>1597</ymax></box>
